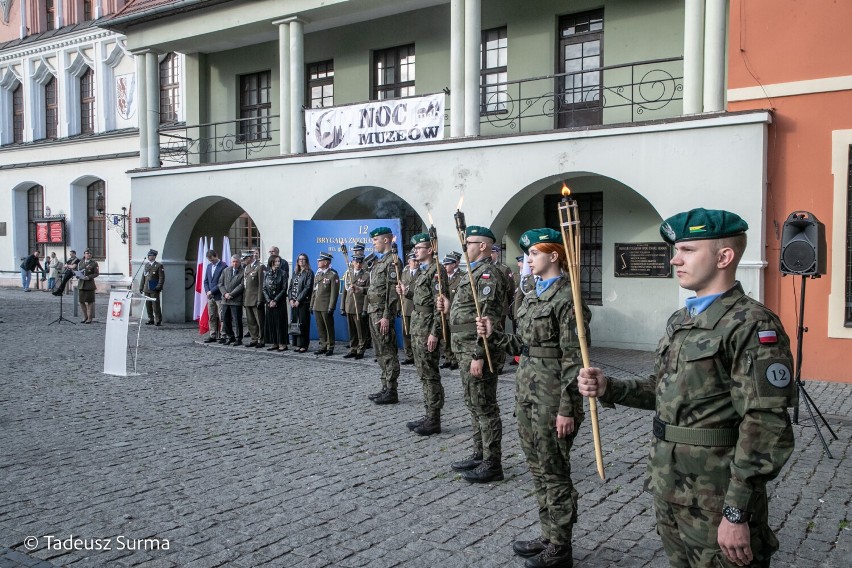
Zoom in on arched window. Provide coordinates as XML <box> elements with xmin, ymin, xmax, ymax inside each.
<box><xmin>159</xmin><ymin>53</ymin><xmax>180</xmax><ymax>124</ymax></box>
<box><xmin>87</xmin><ymin>181</ymin><xmax>106</xmax><ymax>259</ymax></box>
<box><xmin>80</xmin><ymin>67</ymin><xmax>95</xmax><ymax>134</ymax></box>
<box><xmin>12</xmin><ymin>83</ymin><xmax>24</xmax><ymax>143</ymax></box>
<box><xmin>27</xmin><ymin>185</ymin><xmax>44</xmax><ymax>255</ymax></box>
<box><xmin>45</xmin><ymin>77</ymin><xmax>58</xmax><ymax>139</ymax></box>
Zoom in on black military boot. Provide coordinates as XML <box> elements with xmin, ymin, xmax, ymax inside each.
<box><xmin>461</xmin><ymin>459</ymin><xmax>504</xmax><ymax>483</ymax></box>
<box><xmin>513</xmin><ymin>537</ymin><xmax>549</xmax><ymax>558</ymax></box>
<box><xmin>450</xmin><ymin>452</ymin><xmax>483</xmax><ymax>471</ymax></box>
<box><xmin>413</xmin><ymin>415</ymin><xmax>441</xmax><ymax>436</ymax></box>
<box><xmin>368</xmin><ymin>387</ymin><xmax>387</xmax><ymax>401</ymax></box>
<box><xmin>406</xmin><ymin>416</ymin><xmax>427</xmax><ymax>431</ymax></box>
<box><xmin>524</xmin><ymin>543</ymin><xmax>572</xmax><ymax>568</ymax></box>
<box><xmin>374</xmin><ymin>389</ymin><xmax>399</xmax><ymax>405</ymax></box>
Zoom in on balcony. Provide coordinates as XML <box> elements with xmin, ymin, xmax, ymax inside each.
<box><xmin>157</xmin><ymin>57</ymin><xmax>683</xmax><ymax>167</ymax></box>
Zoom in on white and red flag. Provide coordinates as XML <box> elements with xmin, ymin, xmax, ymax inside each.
<box><xmin>194</xmin><ymin>237</ymin><xmax>211</xmax><ymax>335</ymax></box>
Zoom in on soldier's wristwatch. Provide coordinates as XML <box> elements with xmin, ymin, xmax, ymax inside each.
<box><xmin>472</xmin><ymin>353</ymin><xmax>483</xmax><ymax>361</ymax></box>
<box><xmin>722</xmin><ymin>505</ymin><xmax>750</xmax><ymax>524</ymax></box>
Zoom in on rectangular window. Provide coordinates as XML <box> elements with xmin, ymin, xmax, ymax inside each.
<box><xmin>228</xmin><ymin>213</ymin><xmax>260</xmax><ymax>254</ymax></box>
<box><xmin>239</xmin><ymin>71</ymin><xmax>271</xmax><ymax>142</ymax></box>
<box><xmin>845</xmin><ymin>146</ymin><xmax>852</xmax><ymax>326</ymax></box>
<box><xmin>27</xmin><ymin>185</ymin><xmax>44</xmax><ymax>255</ymax></box>
<box><xmin>45</xmin><ymin>77</ymin><xmax>58</xmax><ymax>139</ymax></box>
<box><xmin>544</xmin><ymin>192</ymin><xmax>603</xmax><ymax>305</ymax></box>
<box><xmin>87</xmin><ymin>181</ymin><xmax>106</xmax><ymax>259</ymax></box>
<box><xmin>80</xmin><ymin>68</ymin><xmax>95</xmax><ymax>134</ymax></box>
<box><xmin>307</xmin><ymin>60</ymin><xmax>334</xmax><ymax>109</ymax></box>
<box><xmin>480</xmin><ymin>27</ymin><xmax>508</xmax><ymax>115</ymax></box>
<box><xmin>557</xmin><ymin>9</ymin><xmax>604</xmax><ymax>128</ymax></box>
<box><xmin>12</xmin><ymin>84</ymin><xmax>24</xmax><ymax>143</ymax></box>
<box><xmin>159</xmin><ymin>53</ymin><xmax>181</xmax><ymax>124</ymax></box>
<box><xmin>46</xmin><ymin>0</ymin><xmax>55</xmax><ymax>30</ymax></box>
<box><xmin>83</xmin><ymin>0</ymin><xmax>93</xmax><ymax>21</ymax></box>
<box><xmin>373</xmin><ymin>44</ymin><xmax>415</xmax><ymax>100</ymax></box>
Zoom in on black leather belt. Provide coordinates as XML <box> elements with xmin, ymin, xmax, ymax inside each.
<box><xmin>520</xmin><ymin>345</ymin><xmax>562</xmax><ymax>358</ymax></box>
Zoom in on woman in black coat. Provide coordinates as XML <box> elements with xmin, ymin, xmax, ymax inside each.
<box><xmin>289</xmin><ymin>253</ymin><xmax>314</xmax><ymax>352</ymax></box>
<box><xmin>263</xmin><ymin>254</ymin><xmax>289</xmax><ymax>351</ymax></box>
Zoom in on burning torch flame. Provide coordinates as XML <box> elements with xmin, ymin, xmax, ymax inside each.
<box><xmin>456</xmin><ymin>194</ymin><xmax>464</xmax><ymax>210</ymax></box>
<box><xmin>561</xmin><ymin>182</ymin><xmax>572</xmax><ymax>197</ymax></box>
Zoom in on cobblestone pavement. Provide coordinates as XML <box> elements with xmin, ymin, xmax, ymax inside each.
<box><xmin>1</xmin><ymin>289</ymin><xmax>850</xmax><ymax>567</ymax></box>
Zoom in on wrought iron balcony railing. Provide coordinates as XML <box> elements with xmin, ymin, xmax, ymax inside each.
<box><xmin>158</xmin><ymin>115</ymin><xmax>280</xmax><ymax>165</ymax></box>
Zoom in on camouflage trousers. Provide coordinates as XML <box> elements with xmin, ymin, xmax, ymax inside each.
<box><xmin>654</xmin><ymin>492</ymin><xmax>777</xmax><ymax>568</ymax></box>
<box><xmin>455</xmin><ymin>340</ymin><xmax>505</xmax><ymax>462</ymax></box>
<box><xmin>411</xmin><ymin>332</ymin><xmax>444</xmax><ymax>416</ymax></box>
<box><xmin>517</xmin><ymin>402</ymin><xmax>579</xmax><ymax>546</ymax></box>
<box><xmin>369</xmin><ymin>312</ymin><xmax>400</xmax><ymax>390</ymax></box>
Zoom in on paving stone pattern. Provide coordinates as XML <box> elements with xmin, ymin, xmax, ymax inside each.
<box><xmin>0</xmin><ymin>289</ymin><xmax>849</xmax><ymax>567</ymax></box>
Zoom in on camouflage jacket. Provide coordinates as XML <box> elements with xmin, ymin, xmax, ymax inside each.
<box><xmin>449</xmin><ymin>257</ymin><xmax>507</xmax><ymax>358</ymax></box>
<box><xmin>493</xmin><ymin>276</ymin><xmax>590</xmax><ymax>420</ymax></box>
<box><xmin>341</xmin><ymin>268</ymin><xmax>369</xmax><ymax>315</ymax></box>
<box><xmin>601</xmin><ymin>283</ymin><xmax>796</xmax><ymax>512</ymax></box>
<box><xmin>405</xmin><ymin>261</ymin><xmax>448</xmax><ymax>338</ymax></box>
<box><xmin>366</xmin><ymin>252</ymin><xmax>400</xmax><ymax>319</ymax></box>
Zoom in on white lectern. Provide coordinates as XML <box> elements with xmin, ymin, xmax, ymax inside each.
<box><xmin>104</xmin><ymin>289</ymin><xmax>154</xmax><ymax>376</ymax></box>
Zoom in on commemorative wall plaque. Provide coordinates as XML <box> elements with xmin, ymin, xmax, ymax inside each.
<box><xmin>614</xmin><ymin>242</ymin><xmax>672</xmax><ymax>278</ymax></box>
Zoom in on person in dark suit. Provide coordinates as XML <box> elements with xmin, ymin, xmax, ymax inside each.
<box><xmin>218</xmin><ymin>254</ymin><xmax>245</xmax><ymax>345</ymax></box>
<box><xmin>289</xmin><ymin>253</ymin><xmax>314</xmax><ymax>352</ymax></box>
<box><xmin>263</xmin><ymin>254</ymin><xmax>289</xmax><ymax>351</ymax></box>
<box><xmin>203</xmin><ymin>250</ymin><xmax>228</xmax><ymax>343</ymax></box>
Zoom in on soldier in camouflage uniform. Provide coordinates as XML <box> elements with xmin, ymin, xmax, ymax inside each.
<box><xmin>478</xmin><ymin>228</ymin><xmax>591</xmax><ymax>568</ymax></box>
<box><xmin>341</xmin><ymin>255</ymin><xmax>370</xmax><ymax>359</ymax></box>
<box><xmin>400</xmin><ymin>253</ymin><xmax>419</xmax><ymax>365</ymax></box>
<box><xmin>579</xmin><ymin>208</ymin><xmax>796</xmax><ymax>568</ymax></box>
<box><xmin>437</xmin><ymin>226</ymin><xmax>508</xmax><ymax>483</ymax></box>
<box><xmin>439</xmin><ymin>252</ymin><xmax>463</xmax><ymax>370</ymax></box>
<box><xmin>366</xmin><ymin>227</ymin><xmax>401</xmax><ymax>404</ymax></box>
<box><xmin>398</xmin><ymin>233</ymin><xmax>448</xmax><ymax>436</ymax></box>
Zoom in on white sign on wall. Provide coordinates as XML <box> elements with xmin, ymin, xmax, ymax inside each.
<box><xmin>305</xmin><ymin>94</ymin><xmax>444</xmax><ymax>152</ymax></box>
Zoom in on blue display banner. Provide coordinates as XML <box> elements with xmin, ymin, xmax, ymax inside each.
<box><xmin>292</xmin><ymin>219</ymin><xmax>404</xmax><ymax>344</ymax></box>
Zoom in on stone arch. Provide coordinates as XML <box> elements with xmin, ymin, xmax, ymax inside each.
<box><xmin>313</xmin><ymin>186</ymin><xmax>425</xmax><ymax>245</ymax></box>
<box><xmin>492</xmin><ymin>171</ymin><xmax>674</xmax><ymax>351</ymax></box>
<box><xmin>11</xmin><ymin>181</ymin><xmax>42</xmax><ymax>261</ymax></box>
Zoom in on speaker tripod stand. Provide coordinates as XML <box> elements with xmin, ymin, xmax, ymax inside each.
<box><xmin>791</xmin><ymin>275</ymin><xmax>837</xmax><ymax>457</ymax></box>
<box><xmin>48</xmin><ymin>287</ymin><xmax>75</xmax><ymax>326</ymax></box>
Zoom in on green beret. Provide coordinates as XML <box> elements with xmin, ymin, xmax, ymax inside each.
<box><xmin>660</xmin><ymin>208</ymin><xmax>748</xmax><ymax>244</ymax></box>
<box><xmin>369</xmin><ymin>227</ymin><xmax>393</xmax><ymax>238</ymax></box>
<box><xmin>465</xmin><ymin>225</ymin><xmax>496</xmax><ymax>241</ymax></box>
<box><xmin>410</xmin><ymin>233</ymin><xmax>430</xmax><ymax>245</ymax></box>
<box><xmin>519</xmin><ymin>228</ymin><xmax>562</xmax><ymax>253</ymax></box>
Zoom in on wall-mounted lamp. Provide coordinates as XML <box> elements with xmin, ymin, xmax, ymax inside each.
<box><xmin>95</xmin><ymin>192</ymin><xmax>129</xmax><ymax>244</ymax></box>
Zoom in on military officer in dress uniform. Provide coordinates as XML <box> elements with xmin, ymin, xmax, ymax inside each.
<box><xmin>351</xmin><ymin>243</ymin><xmax>371</xmax><ymax>350</ymax></box>
<box><xmin>77</xmin><ymin>249</ymin><xmax>99</xmax><ymax>324</ymax></box>
<box><xmin>139</xmin><ymin>249</ymin><xmax>165</xmax><ymax>326</ymax></box>
<box><xmin>439</xmin><ymin>252</ymin><xmax>463</xmax><ymax>370</ymax></box>
<box><xmin>243</xmin><ymin>250</ymin><xmax>266</xmax><ymax>347</ymax></box>
<box><xmin>492</xmin><ymin>243</ymin><xmax>516</xmax><ymax>332</ymax></box>
<box><xmin>342</xmin><ymin>254</ymin><xmax>370</xmax><ymax>359</ymax></box>
<box><xmin>398</xmin><ymin>233</ymin><xmax>448</xmax><ymax>436</ymax></box>
<box><xmin>400</xmin><ymin>252</ymin><xmax>419</xmax><ymax>365</ymax></box>
<box><xmin>579</xmin><ymin>209</ymin><xmax>796</xmax><ymax>568</ymax></box>
<box><xmin>310</xmin><ymin>252</ymin><xmax>340</xmax><ymax>356</ymax></box>
<box><xmin>437</xmin><ymin>226</ymin><xmax>509</xmax><ymax>483</ymax></box>
<box><xmin>365</xmin><ymin>227</ymin><xmax>401</xmax><ymax>404</ymax></box>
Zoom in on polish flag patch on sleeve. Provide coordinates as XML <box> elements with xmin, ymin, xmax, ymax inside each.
<box><xmin>758</xmin><ymin>330</ymin><xmax>778</xmax><ymax>344</ymax></box>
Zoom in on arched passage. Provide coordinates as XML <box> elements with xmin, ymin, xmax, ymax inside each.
<box><xmin>314</xmin><ymin>186</ymin><xmax>425</xmax><ymax>245</ymax></box>
<box><xmin>158</xmin><ymin>196</ymin><xmax>262</xmax><ymax>323</ymax></box>
<box><xmin>493</xmin><ymin>171</ymin><xmax>676</xmax><ymax>351</ymax></box>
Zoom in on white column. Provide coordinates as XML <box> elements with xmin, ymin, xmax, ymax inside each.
<box><xmin>136</xmin><ymin>53</ymin><xmax>148</xmax><ymax>168</ymax></box>
<box><xmin>450</xmin><ymin>0</ymin><xmax>465</xmax><ymax>138</ymax></box>
<box><xmin>289</xmin><ymin>18</ymin><xmax>306</xmax><ymax>154</ymax></box>
<box><xmin>95</xmin><ymin>1</ymin><xmax>103</xmax><ymax>19</ymax></box>
<box><xmin>56</xmin><ymin>0</ymin><xmax>64</xmax><ymax>28</ymax></box>
<box><xmin>463</xmin><ymin>0</ymin><xmax>480</xmax><ymax>136</ymax></box>
<box><xmin>19</xmin><ymin>0</ymin><xmax>27</xmax><ymax>39</ymax></box>
<box><xmin>703</xmin><ymin>0</ymin><xmax>727</xmax><ymax>112</ymax></box>
<box><xmin>683</xmin><ymin>0</ymin><xmax>705</xmax><ymax>115</ymax></box>
<box><xmin>273</xmin><ymin>19</ymin><xmax>291</xmax><ymax>154</ymax></box>
<box><xmin>145</xmin><ymin>51</ymin><xmax>160</xmax><ymax>167</ymax></box>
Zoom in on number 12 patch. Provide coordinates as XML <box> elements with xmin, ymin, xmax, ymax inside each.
<box><xmin>766</xmin><ymin>362</ymin><xmax>792</xmax><ymax>388</ymax></box>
